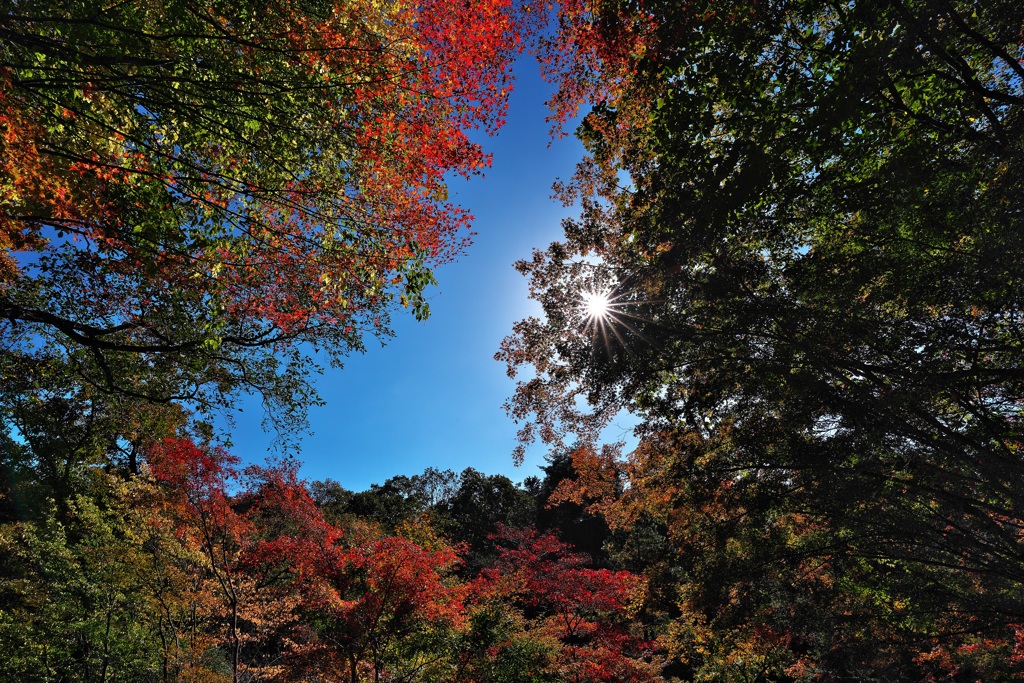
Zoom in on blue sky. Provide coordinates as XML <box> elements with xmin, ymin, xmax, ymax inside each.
<box><xmin>224</xmin><ymin>60</ymin><xmax>637</xmax><ymax>491</ymax></box>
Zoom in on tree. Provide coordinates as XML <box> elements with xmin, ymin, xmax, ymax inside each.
<box><xmin>0</xmin><ymin>352</ymin><xmax>186</xmax><ymax>519</ymax></box>
<box><xmin>148</xmin><ymin>437</ymin><xmax>264</xmax><ymax>682</ymax></box>
<box><xmin>311</xmin><ymin>467</ymin><xmax>535</xmax><ymax>575</ymax></box>
<box><xmin>434</xmin><ymin>468</ymin><xmax>537</xmax><ymax>574</ymax></box>
<box><xmin>502</xmin><ymin>0</ymin><xmax>1024</xmax><ymax>677</ymax></box>
<box><xmin>532</xmin><ymin>452</ymin><xmax>611</xmax><ymax>564</ymax></box>
<box><xmin>447</xmin><ymin>603</ymin><xmax>560</xmax><ymax>683</ymax></box>
<box><xmin>276</xmin><ymin>533</ymin><xmax>465</xmax><ymax>683</ymax></box>
<box><xmin>0</xmin><ymin>0</ymin><xmax>538</xmax><ymax>432</ymax></box>
<box><xmin>148</xmin><ymin>437</ymin><xmax>479</xmax><ymax>683</ymax></box>
<box><xmin>0</xmin><ymin>469</ymin><xmax>210</xmax><ymax>683</ymax></box>
<box><xmin>476</xmin><ymin>527</ymin><xmax>659</xmax><ymax>683</ymax></box>
<box><xmin>335</xmin><ymin>469</ymin><xmax>460</xmax><ymax>532</ymax></box>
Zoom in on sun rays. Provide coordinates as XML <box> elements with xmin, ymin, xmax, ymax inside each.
<box><xmin>576</xmin><ymin>283</ymin><xmax>655</xmax><ymax>359</ymax></box>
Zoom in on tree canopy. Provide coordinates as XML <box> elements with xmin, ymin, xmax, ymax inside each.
<box><xmin>502</xmin><ymin>0</ymin><xmax>1024</xmax><ymax>678</ymax></box>
<box><xmin>1</xmin><ymin>0</ymin><xmax>534</xmax><ymax>431</ymax></box>
<box><xmin>6</xmin><ymin>0</ymin><xmax>1024</xmax><ymax>680</ymax></box>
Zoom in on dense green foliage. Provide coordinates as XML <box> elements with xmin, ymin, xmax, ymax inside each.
<box><xmin>503</xmin><ymin>0</ymin><xmax>1024</xmax><ymax>679</ymax></box>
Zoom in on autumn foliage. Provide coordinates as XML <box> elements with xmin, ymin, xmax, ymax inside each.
<box><xmin>0</xmin><ymin>1</ymin><xmax>670</xmax><ymax>679</ymax></box>
<box><xmin>41</xmin><ymin>438</ymin><xmax>653</xmax><ymax>683</ymax></box>
<box><xmin>0</xmin><ymin>0</ymin><xmax>540</xmax><ymax>424</ymax></box>
<box><xmin>477</xmin><ymin>526</ymin><xmax>658</xmax><ymax>683</ymax></box>
<box><xmin>6</xmin><ymin>0</ymin><xmax>1024</xmax><ymax>681</ymax></box>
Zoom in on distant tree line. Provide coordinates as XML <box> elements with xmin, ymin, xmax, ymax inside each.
<box><xmin>309</xmin><ymin>456</ymin><xmax>613</xmax><ymax>575</ymax></box>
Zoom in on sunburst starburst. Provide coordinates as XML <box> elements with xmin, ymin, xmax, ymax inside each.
<box><xmin>575</xmin><ymin>281</ymin><xmax>656</xmax><ymax>358</ymax></box>
<box><xmin>583</xmin><ymin>290</ymin><xmax>612</xmax><ymax>320</ymax></box>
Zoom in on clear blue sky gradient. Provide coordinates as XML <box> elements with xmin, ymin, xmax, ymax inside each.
<box><xmin>223</xmin><ymin>59</ymin><xmax>638</xmax><ymax>491</ymax></box>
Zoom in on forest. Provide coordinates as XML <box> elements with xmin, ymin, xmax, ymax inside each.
<box><xmin>2</xmin><ymin>0</ymin><xmax>1023</xmax><ymax>681</ymax></box>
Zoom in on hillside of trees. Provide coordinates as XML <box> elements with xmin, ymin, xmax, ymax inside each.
<box><xmin>4</xmin><ymin>0</ymin><xmax>1024</xmax><ymax>681</ymax></box>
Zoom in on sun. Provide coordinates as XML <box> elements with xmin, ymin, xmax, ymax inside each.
<box><xmin>582</xmin><ymin>290</ymin><xmax>612</xmax><ymax>320</ymax></box>
<box><xmin>575</xmin><ymin>279</ymin><xmax>654</xmax><ymax>356</ymax></box>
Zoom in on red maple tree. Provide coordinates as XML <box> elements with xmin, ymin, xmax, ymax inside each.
<box><xmin>477</xmin><ymin>526</ymin><xmax>659</xmax><ymax>683</ymax></box>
